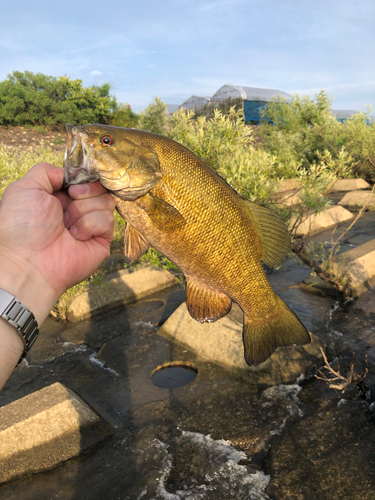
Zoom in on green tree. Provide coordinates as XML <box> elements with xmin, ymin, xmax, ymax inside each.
<box><xmin>138</xmin><ymin>97</ymin><xmax>167</xmax><ymax>135</ymax></box>
<box><xmin>0</xmin><ymin>71</ymin><xmax>117</xmax><ymax>127</ymax></box>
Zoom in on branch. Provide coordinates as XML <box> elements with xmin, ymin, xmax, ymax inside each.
<box><xmin>315</xmin><ymin>348</ymin><xmax>368</xmax><ymax>393</ymax></box>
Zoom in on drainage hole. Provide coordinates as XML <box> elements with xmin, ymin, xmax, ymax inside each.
<box><xmin>151</xmin><ymin>363</ymin><xmax>198</xmax><ymax>389</ymax></box>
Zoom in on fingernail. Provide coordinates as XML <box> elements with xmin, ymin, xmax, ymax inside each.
<box><xmin>72</xmin><ymin>184</ymin><xmax>89</xmax><ymax>195</ymax></box>
<box><xmin>63</xmin><ymin>211</ymin><xmax>69</xmax><ymax>225</ymax></box>
<box><xmin>70</xmin><ymin>225</ymin><xmax>78</xmax><ymax>237</ymax></box>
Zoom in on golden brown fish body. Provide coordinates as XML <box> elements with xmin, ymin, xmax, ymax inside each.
<box><xmin>64</xmin><ymin>124</ymin><xmax>310</xmax><ymax>365</ymax></box>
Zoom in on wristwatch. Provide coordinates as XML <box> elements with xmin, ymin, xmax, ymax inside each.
<box><xmin>0</xmin><ymin>288</ymin><xmax>39</xmax><ymax>364</ymax></box>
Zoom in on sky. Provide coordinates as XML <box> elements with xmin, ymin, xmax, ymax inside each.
<box><xmin>1</xmin><ymin>0</ymin><xmax>374</xmax><ymax>113</ymax></box>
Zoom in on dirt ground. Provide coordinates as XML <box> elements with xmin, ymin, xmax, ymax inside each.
<box><xmin>0</xmin><ymin>125</ymin><xmax>66</xmax><ymax>153</ymax></box>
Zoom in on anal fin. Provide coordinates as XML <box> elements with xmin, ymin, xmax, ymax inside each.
<box><xmin>124</xmin><ymin>223</ymin><xmax>150</xmax><ymax>264</ymax></box>
<box><xmin>186</xmin><ymin>279</ymin><xmax>232</xmax><ymax>323</ymax></box>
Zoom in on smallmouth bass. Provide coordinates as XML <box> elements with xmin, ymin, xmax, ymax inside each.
<box><xmin>64</xmin><ymin>124</ymin><xmax>310</xmax><ymax>365</ymax></box>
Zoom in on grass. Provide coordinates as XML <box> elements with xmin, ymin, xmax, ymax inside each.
<box><xmin>0</xmin><ymin>143</ymin><xmax>64</xmax><ymax>196</ymax></box>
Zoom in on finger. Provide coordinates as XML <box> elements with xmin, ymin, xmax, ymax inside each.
<box><xmin>65</xmin><ymin>194</ymin><xmax>115</xmax><ymax>229</ymax></box>
<box><xmin>53</xmin><ymin>190</ymin><xmax>72</xmax><ymax>211</ymax></box>
<box><xmin>68</xmin><ymin>181</ymin><xmax>108</xmax><ymax>200</ymax></box>
<box><xmin>69</xmin><ymin>210</ymin><xmax>115</xmax><ymax>242</ymax></box>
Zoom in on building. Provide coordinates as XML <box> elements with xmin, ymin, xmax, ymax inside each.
<box><xmin>331</xmin><ymin>109</ymin><xmax>375</xmax><ymax>124</ymax></box>
<box><xmin>178</xmin><ymin>83</ymin><xmax>292</xmax><ymax>124</ymax></box>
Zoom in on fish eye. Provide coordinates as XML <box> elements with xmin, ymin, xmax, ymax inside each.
<box><xmin>100</xmin><ymin>135</ymin><xmax>115</xmax><ymax>146</ymax></box>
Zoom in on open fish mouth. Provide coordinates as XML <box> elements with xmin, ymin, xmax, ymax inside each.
<box><xmin>63</xmin><ymin>124</ymin><xmax>100</xmax><ymax>188</ymax></box>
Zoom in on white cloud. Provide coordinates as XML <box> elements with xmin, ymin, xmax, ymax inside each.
<box><xmin>91</xmin><ymin>70</ymin><xmax>102</xmax><ymax>76</ymax></box>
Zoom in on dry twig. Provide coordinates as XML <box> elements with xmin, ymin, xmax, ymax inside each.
<box><xmin>315</xmin><ymin>348</ymin><xmax>368</xmax><ymax>392</ymax></box>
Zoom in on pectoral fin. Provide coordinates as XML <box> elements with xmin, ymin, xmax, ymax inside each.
<box><xmin>124</xmin><ymin>222</ymin><xmax>150</xmax><ymax>264</ymax></box>
<box><xmin>138</xmin><ymin>193</ymin><xmax>186</xmax><ymax>232</ymax></box>
<box><xmin>186</xmin><ymin>279</ymin><xmax>232</xmax><ymax>323</ymax></box>
<box><xmin>243</xmin><ymin>200</ymin><xmax>291</xmax><ymax>269</ymax></box>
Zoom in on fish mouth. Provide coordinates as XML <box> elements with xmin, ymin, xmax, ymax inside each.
<box><xmin>63</xmin><ymin>124</ymin><xmax>100</xmax><ymax>188</ymax></box>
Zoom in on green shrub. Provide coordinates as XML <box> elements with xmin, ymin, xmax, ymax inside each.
<box><xmin>109</xmin><ymin>103</ymin><xmax>139</xmax><ymax>128</ymax></box>
<box><xmin>0</xmin><ymin>71</ymin><xmax>117</xmax><ymax>127</ymax></box>
<box><xmin>259</xmin><ymin>91</ymin><xmax>375</xmax><ymax>180</ymax></box>
<box><xmin>168</xmin><ymin>107</ymin><xmax>278</xmax><ymax>203</ymax></box>
<box><xmin>138</xmin><ymin>97</ymin><xmax>168</xmax><ymax>135</ymax></box>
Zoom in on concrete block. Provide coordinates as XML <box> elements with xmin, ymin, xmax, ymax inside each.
<box><xmin>68</xmin><ymin>266</ymin><xmax>176</xmax><ymax>322</ymax></box>
<box><xmin>158</xmin><ymin>302</ymin><xmax>323</xmax><ymax>385</ymax></box>
<box><xmin>277</xmin><ymin>179</ymin><xmax>302</xmax><ymax>193</ymax></box>
<box><xmin>331</xmin><ymin>179</ymin><xmax>370</xmax><ymax>192</ymax></box>
<box><xmin>338</xmin><ymin>190</ymin><xmax>375</xmax><ymax>210</ymax></box>
<box><xmin>290</xmin><ymin>206</ymin><xmax>354</xmax><ymax>236</ymax></box>
<box><xmin>333</xmin><ymin>239</ymin><xmax>375</xmax><ymax>297</ymax></box>
<box><xmin>275</xmin><ymin>189</ymin><xmax>302</xmax><ymax>207</ymax></box>
<box><xmin>0</xmin><ymin>383</ymin><xmax>112</xmax><ymax>484</ymax></box>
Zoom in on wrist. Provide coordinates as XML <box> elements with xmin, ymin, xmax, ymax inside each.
<box><xmin>0</xmin><ymin>249</ymin><xmax>59</xmax><ymax>325</ymax></box>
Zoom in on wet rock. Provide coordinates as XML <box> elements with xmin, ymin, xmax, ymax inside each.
<box><xmin>277</xmin><ymin>178</ymin><xmax>302</xmax><ymax>192</ymax></box>
<box><xmin>0</xmin><ymin>383</ymin><xmax>112</xmax><ymax>484</ymax></box>
<box><xmin>68</xmin><ymin>266</ymin><xmax>176</xmax><ymax>322</ymax></box>
<box><xmin>290</xmin><ymin>206</ymin><xmax>354</xmax><ymax>236</ymax></box>
<box><xmin>330</xmin><ymin>178</ymin><xmax>370</xmax><ymax>192</ymax></box>
<box><xmin>338</xmin><ymin>190</ymin><xmax>375</xmax><ymax>210</ymax></box>
<box><xmin>266</xmin><ymin>384</ymin><xmax>375</xmax><ymax>500</ymax></box>
<box><xmin>158</xmin><ymin>302</ymin><xmax>323</xmax><ymax>384</ymax></box>
<box><xmin>353</xmin><ymin>289</ymin><xmax>375</xmax><ymax>315</ymax></box>
<box><xmin>333</xmin><ymin>239</ymin><xmax>375</xmax><ymax>297</ymax></box>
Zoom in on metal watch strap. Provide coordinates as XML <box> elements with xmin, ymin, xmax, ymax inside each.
<box><xmin>0</xmin><ymin>288</ymin><xmax>39</xmax><ymax>364</ymax></box>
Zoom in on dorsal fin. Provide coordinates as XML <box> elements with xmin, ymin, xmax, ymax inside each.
<box><xmin>243</xmin><ymin>200</ymin><xmax>291</xmax><ymax>269</ymax></box>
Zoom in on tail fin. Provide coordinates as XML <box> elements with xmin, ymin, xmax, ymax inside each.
<box><xmin>243</xmin><ymin>299</ymin><xmax>311</xmax><ymax>366</ymax></box>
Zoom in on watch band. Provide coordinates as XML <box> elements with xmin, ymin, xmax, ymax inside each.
<box><xmin>0</xmin><ymin>288</ymin><xmax>39</xmax><ymax>364</ymax></box>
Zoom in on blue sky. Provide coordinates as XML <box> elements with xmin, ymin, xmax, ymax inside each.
<box><xmin>1</xmin><ymin>0</ymin><xmax>374</xmax><ymax>112</ymax></box>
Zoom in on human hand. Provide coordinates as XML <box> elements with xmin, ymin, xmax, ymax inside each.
<box><xmin>0</xmin><ymin>162</ymin><xmax>115</xmax><ymax>324</ymax></box>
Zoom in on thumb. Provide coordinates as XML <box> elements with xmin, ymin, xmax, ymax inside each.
<box><xmin>11</xmin><ymin>163</ymin><xmax>64</xmax><ymax>196</ymax></box>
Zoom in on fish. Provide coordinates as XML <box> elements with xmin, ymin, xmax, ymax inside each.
<box><xmin>63</xmin><ymin>124</ymin><xmax>310</xmax><ymax>366</ymax></box>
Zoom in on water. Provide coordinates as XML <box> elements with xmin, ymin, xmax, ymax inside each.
<box><xmin>151</xmin><ymin>364</ymin><xmax>198</xmax><ymax>389</ymax></box>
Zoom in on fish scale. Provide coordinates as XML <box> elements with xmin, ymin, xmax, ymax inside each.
<box><xmin>64</xmin><ymin>124</ymin><xmax>310</xmax><ymax>366</ymax></box>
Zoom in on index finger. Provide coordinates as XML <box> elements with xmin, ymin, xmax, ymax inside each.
<box><xmin>68</xmin><ymin>181</ymin><xmax>108</xmax><ymax>200</ymax></box>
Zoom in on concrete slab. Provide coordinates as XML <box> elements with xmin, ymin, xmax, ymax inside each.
<box><xmin>290</xmin><ymin>206</ymin><xmax>354</xmax><ymax>236</ymax></box>
<box><xmin>275</xmin><ymin>189</ymin><xmax>302</xmax><ymax>207</ymax></box>
<box><xmin>158</xmin><ymin>302</ymin><xmax>323</xmax><ymax>385</ymax></box>
<box><xmin>331</xmin><ymin>179</ymin><xmax>370</xmax><ymax>192</ymax></box>
<box><xmin>68</xmin><ymin>266</ymin><xmax>177</xmax><ymax>322</ymax></box>
<box><xmin>0</xmin><ymin>383</ymin><xmax>112</xmax><ymax>484</ymax></box>
<box><xmin>333</xmin><ymin>239</ymin><xmax>375</xmax><ymax>297</ymax></box>
<box><xmin>347</xmin><ymin>234</ymin><xmax>375</xmax><ymax>246</ymax></box>
<box><xmin>338</xmin><ymin>190</ymin><xmax>375</xmax><ymax>210</ymax></box>
<box><xmin>277</xmin><ymin>179</ymin><xmax>302</xmax><ymax>193</ymax></box>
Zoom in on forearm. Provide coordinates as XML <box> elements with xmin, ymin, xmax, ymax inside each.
<box><xmin>0</xmin><ymin>253</ymin><xmax>59</xmax><ymax>390</ymax></box>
